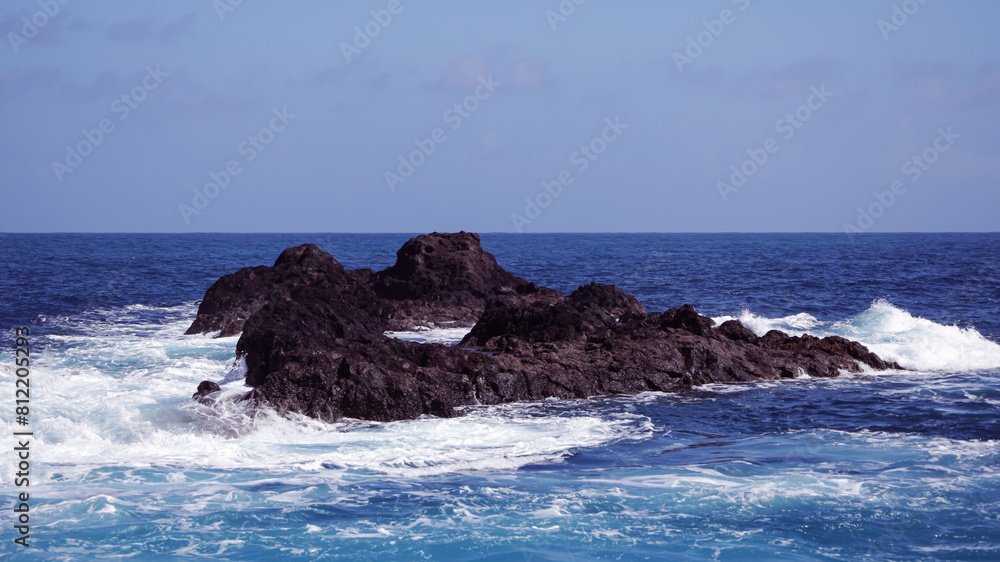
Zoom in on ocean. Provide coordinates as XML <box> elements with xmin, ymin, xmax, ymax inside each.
<box><xmin>1</xmin><ymin>233</ymin><xmax>999</xmax><ymax>560</ymax></box>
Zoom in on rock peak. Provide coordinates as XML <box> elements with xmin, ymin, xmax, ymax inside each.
<box><xmin>273</xmin><ymin>243</ymin><xmax>340</xmax><ymax>270</ymax></box>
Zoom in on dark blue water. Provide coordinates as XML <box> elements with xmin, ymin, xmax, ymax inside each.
<box><xmin>1</xmin><ymin>233</ymin><xmax>998</xmax><ymax>559</ymax></box>
<box><xmin>4</xmin><ymin>233</ymin><xmax>996</xmax><ymax>337</ymax></box>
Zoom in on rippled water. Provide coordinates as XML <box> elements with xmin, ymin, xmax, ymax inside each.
<box><xmin>1</xmin><ymin>233</ymin><xmax>998</xmax><ymax>559</ymax></box>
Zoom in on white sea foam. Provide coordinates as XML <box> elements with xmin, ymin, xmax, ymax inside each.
<box><xmin>5</xmin><ymin>298</ymin><xmax>995</xmax><ymax>490</ymax></box>
<box><xmin>0</xmin><ymin>306</ymin><xmax>649</xmax><ymax>483</ymax></box>
<box><xmin>585</xmin><ymin>428</ymin><xmax>998</xmax><ymax>513</ymax></box>
<box><xmin>714</xmin><ymin>299</ymin><xmax>1000</xmax><ymax>373</ymax></box>
<box><xmin>383</xmin><ymin>326</ymin><xmax>472</xmax><ymax>346</ymax></box>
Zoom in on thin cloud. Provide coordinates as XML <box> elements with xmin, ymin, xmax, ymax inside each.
<box><xmin>664</xmin><ymin>57</ymin><xmax>844</xmax><ymax>100</ymax></box>
<box><xmin>893</xmin><ymin>61</ymin><xmax>1000</xmax><ymax>109</ymax></box>
<box><xmin>434</xmin><ymin>47</ymin><xmax>552</xmax><ymax>94</ymax></box>
<box><xmin>106</xmin><ymin>13</ymin><xmax>196</xmax><ymax>44</ymax></box>
<box><xmin>0</xmin><ymin>67</ymin><xmax>61</xmax><ymax>101</ymax></box>
<box><xmin>736</xmin><ymin>58</ymin><xmax>844</xmax><ymax>99</ymax></box>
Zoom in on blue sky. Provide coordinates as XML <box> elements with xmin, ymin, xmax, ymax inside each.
<box><xmin>1</xmin><ymin>0</ymin><xmax>997</xmax><ymax>233</ymax></box>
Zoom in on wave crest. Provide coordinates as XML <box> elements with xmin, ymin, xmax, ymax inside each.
<box><xmin>715</xmin><ymin>299</ymin><xmax>1000</xmax><ymax>373</ymax></box>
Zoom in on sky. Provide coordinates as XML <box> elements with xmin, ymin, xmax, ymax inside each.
<box><xmin>1</xmin><ymin>0</ymin><xmax>998</xmax><ymax>233</ymax></box>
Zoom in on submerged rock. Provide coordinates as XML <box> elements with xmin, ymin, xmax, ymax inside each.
<box><xmin>192</xmin><ymin>381</ymin><xmax>222</xmax><ymax>404</ymax></box>
<box><xmin>189</xmin><ymin>232</ymin><xmax>901</xmax><ymax>422</ymax></box>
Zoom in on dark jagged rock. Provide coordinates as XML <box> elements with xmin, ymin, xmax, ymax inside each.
<box><xmin>186</xmin><ymin>233</ymin><xmax>551</xmax><ymax>337</ymax></box>
<box><xmin>372</xmin><ymin>231</ymin><xmax>559</xmax><ymax>330</ymax></box>
<box><xmin>184</xmin><ymin>265</ymin><xmax>272</xmax><ymax>337</ymax></box>
<box><xmin>659</xmin><ymin>304</ymin><xmax>717</xmax><ymax>336</ymax></box>
<box><xmin>236</xmin><ymin>275</ymin><xmax>383</xmax><ymax>387</ymax></box>
<box><xmin>461</xmin><ymin>283</ymin><xmax>644</xmax><ymax>347</ymax></box>
<box><xmin>189</xmin><ymin>232</ymin><xmax>902</xmax><ymax>423</ymax></box>
<box><xmin>717</xmin><ymin>320</ymin><xmax>758</xmax><ymax>343</ymax></box>
<box><xmin>185</xmin><ymin>244</ymin><xmax>376</xmax><ymax>337</ymax></box>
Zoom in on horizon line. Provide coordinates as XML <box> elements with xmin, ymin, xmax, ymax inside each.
<box><xmin>1</xmin><ymin>231</ymin><xmax>998</xmax><ymax>236</ymax></box>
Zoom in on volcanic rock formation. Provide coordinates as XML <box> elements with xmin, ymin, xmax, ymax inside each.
<box><xmin>189</xmin><ymin>232</ymin><xmax>900</xmax><ymax>422</ymax></box>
